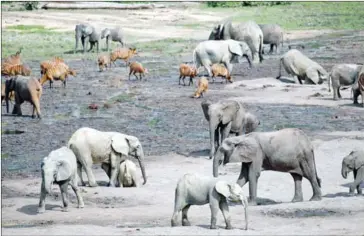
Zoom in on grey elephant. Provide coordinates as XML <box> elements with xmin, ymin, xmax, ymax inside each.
<box><xmin>193</xmin><ymin>39</ymin><xmax>252</xmax><ymax>77</ymax></box>
<box><xmin>276</xmin><ymin>49</ymin><xmax>328</xmax><ymax>84</ymax></box>
<box><xmin>351</xmin><ymin>65</ymin><xmax>364</xmax><ymax>106</ymax></box>
<box><xmin>101</xmin><ymin>27</ymin><xmax>125</xmax><ymax>51</ymax></box>
<box><xmin>213</xmin><ymin>128</ymin><xmax>322</xmax><ymax>205</ymax></box>
<box><xmin>201</xmin><ymin>100</ymin><xmax>260</xmax><ymax>159</ymax></box>
<box><xmin>341</xmin><ymin>149</ymin><xmax>364</xmax><ymax>195</ymax></box>
<box><xmin>101</xmin><ymin>160</ymin><xmax>139</xmax><ymax>187</ymax></box>
<box><xmin>328</xmin><ymin>64</ymin><xmax>363</xmax><ymax>100</ymax></box>
<box><xmin>171</xmin><ymin>173</ymin><xmax>248</xmax><ymax>230</ymax></box>
<box><xmin>5</xmin><ymin>76</ymin><xmax>42</xmax><ymax>119</ymax></box>
<box><xmin>68</xmin><ymin>127</ymin><xmax>147</xmax><ymax>187</ymax></box>
<box><xmin>209</xmin><ymin>20</ymin><xmax>263</xmax><ymax>64</ymax></box>
<box><xmin>258</xmin><ymin>23</ymin><xmax>284</xmax><ymax>54</ymax></box>
<box><xmin>74</xmin><ymin>23</ymin><xmax>101</xmax><ymax>53</ymax></box>
<box><xmin>38</xmin><ymin>146</ymin><xmax>85</xmax><ymax>213</ymax></box>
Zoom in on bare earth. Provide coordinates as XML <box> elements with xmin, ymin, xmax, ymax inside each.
<box><xmin>2</xmin><ymin>5</ymin><xmax>364</xmax><ymax>235</ymax></box>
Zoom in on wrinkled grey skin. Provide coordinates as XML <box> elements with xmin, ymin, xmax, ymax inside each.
<box><xmin>74</xmin><ymin>23</ymin><xmax>101</xmax><ymax>53</ymax></box>
<box><xmin>341</xmin><ymin>149</ymin><xmax>364</xmax><ymax>195</ymax></box>
<box><xmin>101</xmin><ymin>160</ymin><xmax>138</xmax><ymax>187</ymax></box>
<box><xmin>351</xmin><ymin>65</ymin><xmax>364</xmax><ymax>106</ymax></box>
<box><xmin>68</xmin><ymin>127</ymin><xmax>147</xmax><ymax>188</ymax></box>
<box><xmin>276</xmin><ymin>49</ymin><xmax>328</xmax><ymax>85</ymax></box>
<box><xmin>201</xmin><ymin>100</ymin><xmax>260</xmax><ymax>159</ymax></box>
<box><xmin>171</xmin><ymin>173</ymin><xmax>248</xmax><ymax>230</ymax></box>
<box><xmin>101</xmin><ymin>27</ymin><xmax>125</xmax><ymax>51</ymax></box>
<box><xmin>213</xmin><ymin>128</ymin><xmax>322</xmax><ymax>205</ymax></box>
<box><xmin>258</xmin><ymin>24</ymin><xmax>284</xmax><ymax>54</ymax></box>
<box><xmin>209</xmin><ymin>20</ymin><xmax>263</xmax><ymax>64</ymax></box>
<box><xmin>328</xmin><ymin>64</ymin><xmax>363</xmax><ymax>100</ymax></box>
<box><xmin>38</xmin><ymin>146</ymin><xmax>84</xmax><ymax>213</ymax></box>
<box><xmin>193</xmin><ymin>39</ymin><xmax>252</xmax><ymax>77</ymax></box>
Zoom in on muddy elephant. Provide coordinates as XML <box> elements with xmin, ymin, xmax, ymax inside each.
<box><xmin>276</xmin><ymin>49</ymin><xmax>328</xmax><ymax>84</ymax></box>
<box><xmin>258</xmin><ymin>23</ymin><xmax>284</xmax><ymax>54</ymax></box>
<box><xmin>38</xmin><ymin>146</ymin><xmax>84</xmax><ymax>213</ymax></box>
<box><xmin>328</xmin><ymin>63</ymin><xmax>363</xmax><ymax>100</ymax></box>
<box><xmin>5</xmin><ymin>76</ymin><xmax>42</xmax><ymax>119</ymax></box>
<box><xmin>171</xmin><ymin>173</ymin><xmax>248</xmax><ymax>230</ymax></box>
<box><xmin>201</xmin><ymin>100</ymin><xmax>260</xmax><ymax>159</ymax></box>
<box><xmin>213</xmin><ymin>128</ymin><xmax>322</xmax><ymax>205</ymax></box>
<box><xmin>352</xmin><ymin>65</ymin><xmax>364</xmax><ymax>106</ymax></box>
<box><xmin>193</xmin><ymin>39</ymin><xmax>252</xmax><ymax>77</ymax></box>
<box><xmin>341</xmin><ymin>149</ymin><xmax>364</xmax><ymax>195</ymax></box>
<box><xmin>74</xmin><ymin>23</ymin><xmax>101</xmax><ymax>53</ymax></box>
<box><xmin>101</xmin><ymin>27</ymin><xmax>125</xmax><ymax>51</ymax></box>
<box><xmin>209</xmin><ymin>20</ymin><xmax>263</xmax><ymax>64</ymax></box>
<box><xmin>68</xmin><ymin>127</ymin><xmax>147</xmax><ymax>187</ymax></box>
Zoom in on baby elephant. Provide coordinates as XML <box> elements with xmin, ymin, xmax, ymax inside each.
<box><xmin>171</xmin><ymin>173</ymin><xmax>248</xmax><ymax>230</ymax></box>
<box><xmin>38</xmin><ymin>146</ymin><xmax>84</xmax><ymax>213</ymax></box>
<box><xmin>341</xmin><ymin>149</ymin><xmax>364</xmax><ymax>195</ymax></box>
<box><xmin>102</xmin><ymin>160</ymin><xmax>139</xmax><ymax>187</ymax></box>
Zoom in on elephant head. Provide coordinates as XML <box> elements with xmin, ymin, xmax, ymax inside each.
<box><xmin>41</xmin><ymin>157</ymin><xmax>72</xmax><ymax>194</ymax></box>
<box><xmin>75</xmin><ymin>24</ymin><xmax>94</xmax><ymax>53</ymax></box>
<box><xmin>341</xmin><ymin>150</ymin><xmax>364</xmax><ymax>179</ymax></box>
<box><xmin>5</xmin><ymin>77</ymin><xmax>17</xmax><ymax>114</ymax></box>
<box><xmin>244</xmin><ymin>113</ymin><xmax>260</xmax><ymax>134</ymax></box>
<box><xmin>213</xmin><ymin>135</ymin><xmax>260</xmax><ymax>177</ymax></box>
<box><xmin>227</xmin><ymin>40</ymin><xmax>253</xmax><ymax>68</ymax></box>
<box><xmin>110</xmin><ymin>134</ymin><xmax>147</xmax><ymax>185</ymax></box>
<box><xmin>101</xmin><ymin>28</ymin><xmax>111</xmax><ymax>40</ymax></box>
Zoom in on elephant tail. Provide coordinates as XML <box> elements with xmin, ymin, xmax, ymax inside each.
<box><xmin>312</xmin><ymin>149</ymin><xmax>321</xmax><ymax>188</ymax></box>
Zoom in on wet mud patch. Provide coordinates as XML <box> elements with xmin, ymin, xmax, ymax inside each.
<box><xmin>261</xmin><ymin>208</ymin><xmax>354</xmax><ymax>218</ymax></box>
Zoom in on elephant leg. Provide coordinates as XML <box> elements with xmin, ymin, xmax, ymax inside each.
<box><xmin>237</xmin><ymin>163</ymin><xmax>249</xmax><ymax>187</ymax></box>
<box><xmin>219</xmin><ymin>200</ymin><xmax>232</xmax><ymax>229</ymax></box>
<box><xmin>333</xmin><ymin>86</ymin><xmax>339</xmax><ymax>100</ymax></box>
<box><xmin>77</xmin><ymin>162</ymin><xmax>85</xmax><ymax>186</ymax></box>
<box><xmin>106</xmin><ymin>38</ymin><xmax>109</xmax><ymax>51</ymax></box>
<box><xmin>290</xmin><ymin>173</ymin><xmax>303</xmax><ymax>202</ymax></box>
<box><xmin>88</xmin><ymin>42</ymin><xmax>94</xmax><ymax>52</ymax></box>
<box><xmin>96</xmin><ymin>42</ymin><xmax>99</xmax><ymax>53</ymax></box>
<box><xmin>209</xmin><ymin>198</ymin><xmax>219</xmax><ymax>229</ymax></box>
<box><xmin>295</xmin><ymin>76</ymin><xmax>303</xmax><ymax>85</ymax></box>
<box><xmin>79</xmin><ymin>154</ymin><xmax>97</xmax><ymax>187</ymax></box>
<box><xmin>171</xmin><ymin>197</ymin><xmax>185</xmax><ymax>227</ymax></box>
<box><xmin>215</xmin><ymin>128</ymin><xmax>220</xmax><ymax>150</ymax></box>
<box><xmin>70</xmin><ymin>178</ymin><xmax>84</xmax><ymax>208</ymax></box>
<box><xmin>337</xmin><ymin>87</ymin><xmax>342</xmax><ymax>99</ymax></box>
<box><xmin>181</xmin><ymin>204</ymin><xmax>191</xmax><ymax>226</ymax></box>
<box><xmin>101</xmin><ymin>162</ymin><xmax>111</xmax><ymax>179</ymax></box>
<box><xmin>352</xmin><ymin>168</ymin><xmax>364</xmax><ymax>194</ymax></box>
<box><xmin>204</xmin><ymin>65</ymin><xmax>212</xmax><ymax>77</ymax></box>
<box><xmin>301</xmin><ymin>158</ymin><xmax>322</xmax><ymax>201</ymax></box>
<box><xmin>269</xmin><ymin>44</ymin><xmax>274</xmax><ymax>54</ymax></box>
<box><xmin>83</xmin><ymin>36</ymin><xmax>89</xmax><ymax>53</ymax></box>
<box><xmin>59</xmin><ymin>182</ymin><xmax>69</xmax><ymax>212</ymax></box>
<box><xmin>248</xmin><ymin>164</ymin><xmax>258</xmax><ymax>205</ymax></box>
<box><xmin>37</xmin><ymin>182</ymin><xmax>47</xmax><ymax>213</ymax></box>
<box><xmin>108</xmin><ymin>155</ymin><xmax>119</xmax><ymax>187</ymax></box>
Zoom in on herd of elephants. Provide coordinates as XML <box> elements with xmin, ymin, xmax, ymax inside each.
<box><xmin>2</xmin><ymin>17</ymin><xmax>364</xmax><ymax>230</ymax></box>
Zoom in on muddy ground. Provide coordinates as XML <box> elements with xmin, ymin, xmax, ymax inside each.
<box><xmin>2</xmin><ymin>5</ymin><xmax>364</xmax><ymax>235</ymax></box>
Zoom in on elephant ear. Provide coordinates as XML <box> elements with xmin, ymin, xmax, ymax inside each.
<box><xmin>228</xmin><ymin>41</ymin><xmax>243</xmax><ymax>57</ymax></box>
<box><xmin>84</xmin><ymin>25</ymin><xmax>94</xmax><ymax>35</ymax></box>
<box><xmin>201</xmin><ymin>100</ymin><xmax>212</xmax><ymax>121</ymax></box>
<box><xmin>56</xmin><ymin>160</ymin><xmax>72</xmax><ymax>182</ymax></box>
<box><xmin>245</xmin><ymin>112</ymin><xmax>259</xmax><ymax>134</ymax></box>
<box><xmin>217</xmin><ymin>24</ymin><xmax>224</xmax><ymax>39</ymax></box>
<box><xmin>221</xmin><ymin>101</ymin><xmax>240</xmax><ymax>123</ymax></box>
<box><xmin>305</xmin><ymin>67</ymin><xmax>320</xmax><ymax>84</ymax></box>
<box><xmin>229</xmin><ymin>136</ymin><xmax>258</xmax><ymax>163</ymax></box>
<box><xmin>111</xmin><ymin>134</ymin><xmax>129</xmax><ymax>156</ymax></box>
<box><xmin>354</xmin><ymin>150</ymin><xmax>364</xmax><ymax>169</ymax></box>
<box><xmin>215</xmin><ymin>181</ymin><xmax>231</xmax><ymax>198</ymax></box>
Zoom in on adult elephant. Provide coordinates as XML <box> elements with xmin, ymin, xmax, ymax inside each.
<box><xmin>68</xmin><ymin>127</ymin><xmax>147</xmax><ymax>187</ymax></box>
<box><xmin>258</xmin><ymin>23</ymin><xmax>284</xmax><ymax>54</ymax></box>
<box><xmin>276</xmin><ymin>49</ymin><xmax>328</xmax><ymax>85</ymax></box>
<box><xmin>101</xmin><ymin>27</ymin><xmax>125</xmax><ymax>51</ymax></box>
<box><xmin>5</xmin><ymin>76</ymin><xmax>42</xmax><ymax>119</ymax></box>
<box><xmin>201</xmin><ymin>100</ymin><xmax>260</xmax><ymax>159</ymax></box>
<box><xmin>193</xmin><ymin>39</ymin><xmax>252</xmax><ymax>77</ymax></box>
<box><xmin>213</xmin><ymin>128</ymin><xmax>322</xmax><ymax>205</ymax></box>
<box><xmin>209</xmin><ymin>20</ymin><xmax>263</xmax><ymax>64</ymax></box>
<box><xmin>74</xmin><ymin>23</ymin><xmax>101</xmax><ymax>54</ymax></box>
<box><xmin>352</xmin><ymin>65</ymin><xmax>364</xmax><ymax>106</ymax></box>
<box><xmin>328</xmin><ymin>63</ymin><xmax>363</xmax><ymax>100</ymax></box>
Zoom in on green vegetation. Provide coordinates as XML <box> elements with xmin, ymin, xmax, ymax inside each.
<box><xmin>202</xmin><ymin>2</ymin><xmax>364</xmax><ymax>30</ymax></box>
<box><xmin>206</xmin><ymin>1</ymin><xmax>290</xmax><ymax>8</ymax></box>
<box><xmin>6</xmin><ymin>24</ymin><xmax>54</xmax><ymax>33</ymax></box>
<box><xmin>148</xmin><ymin>118</ymin><xmax>160</xmax><ymax>128</ymax></box>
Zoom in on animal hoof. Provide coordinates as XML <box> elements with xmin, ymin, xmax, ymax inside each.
<box><xmin>225</xmin><ymin>225</ymin><xmax>233</xmax><ymax>230</ymax></box>
<box><xmin>78</xmin><ymin>204</ymin><xmax>85</xmax><ymax>209</ymax></box>
<box><xmin>309</xmin><ymin>195</ymin><xmax>322</xmax><ymax>201</ymax></box>
<box><xmin>37</xmin><ymin>208</ymin><xmax>45</xmax><ymax>214</ymax></box>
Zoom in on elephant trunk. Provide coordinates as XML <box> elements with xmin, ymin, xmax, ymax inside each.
<box><xmin>136</xmin><ymin>149</ymin><xmax>147</xmax><ymax>185</ymax></box>
<box><xmin>42</xmin><ymin>171</ymin><xmax>53</xmax><ymax>194</ymax></box>
<box><xmin>213</xmin><ymin>148</ymin><xmax>223</xmax><ymax>177</ymax></box>
<box><xmin>209</xmin><ymin>120</ymin><xmax>218</xmax><ymax>159</ymax></box>
<box><xmin>341</xmin><ymin>163</ymin><xmax>348</xmax><ymax>179</ymax></box>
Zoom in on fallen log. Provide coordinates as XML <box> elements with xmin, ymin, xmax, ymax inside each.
<box><xmin>41</xmin><ymin>2</ymin><xmax>166</xmax><ymax>10</ymax></box>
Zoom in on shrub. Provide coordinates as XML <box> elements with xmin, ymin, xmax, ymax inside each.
<box><xmin>24</xmin><ymin>1</ymin><xmax>38</xmax><ymax>10</ymax></box>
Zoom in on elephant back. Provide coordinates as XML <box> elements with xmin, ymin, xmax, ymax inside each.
<box><xmin>233</xmin><ymin>21</ymin><xmax>262</xmax><ymax>55</ymax></box>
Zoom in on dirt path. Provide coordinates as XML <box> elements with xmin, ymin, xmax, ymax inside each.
<box><xmin>2</xmin><ymin>5</ymin><xmax>364</xmax><ymax>235</ymax></box>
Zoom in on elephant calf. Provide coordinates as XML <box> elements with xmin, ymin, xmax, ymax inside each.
<box><xmin>341</xmin><ymin>149</ymin><xmax>364</xmax><ymax>195</ymax></box>
<box><xmin>38</xmin><ymin>146</ymin><xmax>84</xmax><ymax>213</ymax></box>
<box><xmin>102</xmin><ymin>160</ymin><xmax>139</xmax><ymax>187</ymax></box>
<box><xmin>171</xmin><ymin>173</ymin><xmax>248</xmax><ymax>230</ymax></box>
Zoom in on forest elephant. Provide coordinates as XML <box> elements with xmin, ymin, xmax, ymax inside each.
<box><xmin>171</xmin><ymin>173</ymin><xmax>248</xmax><ymax>230</ymax></box>
<box><xmin>352</xmin><ymin>65</ymin><xmax>364</xmax><ymax>106</ymax></box>
<box><xmin>38</xmin><ymin>146</ymin><xmax>84</xmax><ymax>213</ymax></box>
<box><xmin>101</xmin><ymin>27</ymin><xmax>125</xmax><ymax>51</ymax></box>
<box><xmin>209</xmin><ymin>20</ymin><xmax>263</xmax><ymax>64</ymax></box>
<box><xmin>101</xmin><ymin>159</ymin><xmax>139</xmax><ymax>187</ymax></box>
<box><xmin>276</xmin><ymin>49</ymin><xmax>329</xmax><ymax>85</ymax></box>
<box><xmin>258</xmin><ymin>23</ymin><xmax>284</xmax><ymax>54</ymax></box>
<box><xmin>74</xmin><ymin>23</ymin><xmax>101</xmax><ymax>53</ymax></box>
<box><xmin>328</xmin><ymin>63</ymin><xmax>363</xmax><ymax>100</ymax></box>
<box><xmin>5</xmin><ymin>76</ymin><xmax>42</xmax><ymax>119</ymax></box>
<box><xmin>67</xmin><ymin>127</ymin><xmax>147</xmax><ymax>187</ymax></box>
<box><xmin>341</xmin><ymin>149</ymin><xmax>364</xmax><ymax>195</ymax></box>
<box><xmin>213</xmin><ymin>128</ymin><xmax>322</xmax><ymax>205</ymax></box>
<box><xmin>201</xmin><ymin>100</ymin><xmax>260</xmax><ymax>159</ymax></box>
<box><xmin>193</xmin><ymin>39</ymin><xmax>252</xmax><ymax>78</ymax></box>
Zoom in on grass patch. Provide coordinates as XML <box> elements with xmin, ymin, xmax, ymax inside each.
<box><xmin>148</xmin><ymin>118</ymin><xmax>160</xmax><ymax>128</ymax></box>
<box><xmin>108</xmin><ymin>93</ymin><xmax>135</xmax><ymax>103</ymax></box>
<box><xmin>1</xmin><ymin>153</ymin><xmax>9</xmax><ymax>159</ymax></box>
<box><xmin>6</xmin><ymin>24</ymin><xmax>54</xmax><ymax>33</ymax></box>
<box><xmin>307</xmin><ymin>42</ymin><xmax>322</xmax><ymax>49</ymax></box>
<box><xmin>200</xmin><ymin>2</ymin><xmax>364</xmax><ymax>30</ymax></box>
